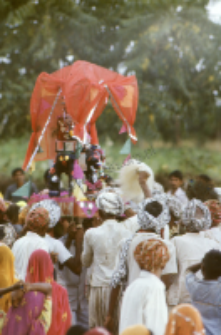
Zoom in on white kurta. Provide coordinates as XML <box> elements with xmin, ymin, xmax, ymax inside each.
<box><xmin>167</xmin><ymin>233</ymin><xmax>221</xmax><ymax>306</ymax></box>
<box><xmin>167</xmin><ymin>187</ymin><xmax>188</xmax><ymax>207</ymax></box>
<box><xmin>200</xmin><ymin>227</ymin><xmax>221</xmax><ymax>244</ymax></box>
<box><xmin>12</xmin><ymin>231</ymin><xmax>49</xmax><ymax>280</ymax></box>
<box><xmin>119</xmin><ymin>271</ymin><xmax>168</xmax><ymax>335</ymax></box>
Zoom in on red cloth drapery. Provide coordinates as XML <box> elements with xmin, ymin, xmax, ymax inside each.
<box><xmin>23</xmin><ymin>61</ymin><xmax>138</xmax><ymax>170</ymax></box>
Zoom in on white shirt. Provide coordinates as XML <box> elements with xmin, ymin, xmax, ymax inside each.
<box><xmin>81</xmin><ymin>219</ymin><xmax>133</xmax><ymax>287</ymax></box>
<box><xmin>127</xmin><ymin>233</ymin><xmax>177</xmax><ymax>285</ymax></box>
<box><xmin>200</xmin><ymin>227</ymin><xmax>221</xmax><ymax>244</ymax></box>
<box><xmin>119</xmin><ymin>271</ymin><xmax>168</xmax><ymax>335</ymax></box>
<box><xmin>12</xmin><ymin>231</ymin><xmax>49</xmax><ymax>280</ymax></box>
<box><xmin>44</xmin><ymin>234</ymin><xmax>72</xmax><ymax>264</ymax></box>
<box><xmin>167</xmin><ymin>233</ymin><xmax>221</xmax><ymax>305</ymax></box>
<box><xmin>167</xmin><ymin>187</ymin><xmax>188</xmax><ymax>207</ymax></box>
<box><xmin>121</xmin><ymin>215</ymin><xmax>140</xmax><ymax>233</ymax></box>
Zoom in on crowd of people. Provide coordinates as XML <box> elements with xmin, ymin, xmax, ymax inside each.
<box><xmin>0</xmin><ymin>161</ymin><xmax>221</xmax><ymax>335</ymax></box>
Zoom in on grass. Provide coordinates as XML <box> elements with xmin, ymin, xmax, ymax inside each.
<box><xmin>1</xmin><ymin>136</ymin><xmax>221</xmax><ymax>190</ymax></box>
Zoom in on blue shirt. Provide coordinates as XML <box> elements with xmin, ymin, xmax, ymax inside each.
<box><xmin>186</xmin><ymin>272</ymin><xmax>221</xmax><ymax>335</ymax></box>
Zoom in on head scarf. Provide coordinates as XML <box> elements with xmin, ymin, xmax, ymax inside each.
<box><xmin>96</xmin><ymin>191</ymin><xmax>124</xmax><ymax>216</ymax></box>
<box><xmin>2</xmin><ymin>291</ymin><xmax>46</xmax><ymax>335</ymax></box>
<box><xmin>165</xmin><ymin>304</ymin><xmax>205</xmax><ymax>335</ymax></box>
<box><xmin>138</xmin><ymin>198</ymin><xmax>170</xmax><ymax>233</ymax></box>
<box><xmin>31</xmin><ymin>200</ymin><xmax>61</xmax><ymax>228</ymax></box>
<box><xmin>120</xmin><ymin>325</ymin><xmax>150</xmax><ymax>335</ymax></box>
<box><xmin>134</xmin><ymin>239</ymin><xmax>170</xmax><ymax>272</ymax></box>
<box><xmin>26</xmin><ymin>249</ymin><xmax>71</xmax><ymax>335</ymax></box>
<box><xmin>0</xmin><ymin>244</ymin><xmax>18</xmax><ymax>312</ymax></box>
<box><xmin>204</xmin><ymin>199</ymin><xmax>221</xmax><ymax>226</ymax></box>
<box><xmin>153</xmin><ymin>193</ymin><xmax>182</xmax><ymax>219</ymax></box>
<box><xmin>182</xmin><ymin>199</ymin><xmax>211</xmax><ymax>232</ymax></box>
<box><xmin>26</xmin><ymin>208</ymin><xmax>49</xmax><ymax>233</ymax></box>
<box><xmin>85</xmin><ymin>328</ymin><xmax>112</xmax><ymax>335</ymax></box>
<box><xmin>0</xmin><ymin>223</ymin><xmax>17</xmax><ymax>248</ymax></box>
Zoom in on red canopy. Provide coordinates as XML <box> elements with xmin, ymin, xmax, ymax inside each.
<box><xmin>23</xmin><ymin>61</ymin><xmax>138</xmax><ymax>170</ymax></box>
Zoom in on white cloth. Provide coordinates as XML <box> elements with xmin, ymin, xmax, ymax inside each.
<box><xmin>82</xmin><ymin>219</ymin><xmax>133</xmax><ymax>287</ymax></box>
<box><xmin>121</xmin><ymin>215</ymin><xmax>140</xmax><ymax>233</ymax></box>
<box><xmin>167</xmin><ymin>187</ymin><xmax>188</xmax><ymax>207</ymax></box>
<box><xmin>200</xmin><ymin>227</ymin><xmax>221</xmax><ymax>244</ymax></box>
<box><xmin>167</xmin><ymin>233</ymin><xmax>221</xmax><ymax>305</ymax></box>
<box><xmin>126</xmin><ymin>233</ymin><xmax>177</xmax><ymax>285</ymax></box>
<box><xmin>89</xmin><ymin>286</ymin><xmax>112</xmax><ymax>328</ymax></box>
<box><xmin>12</xmin><ymin>231</ymin><xmax>49</xmax><ymax>280</ymax></box>
<box><xmin>44</xmin><ymin>234</ymin><xmax>72</xmax><ymax>264</ymax></box>
<box><xmin>119</xmin><ymin>271</ymin><xmax>168</xmax><ymax>335</ymax></box>
<box><xmin>57</xmin><ymin>236</ymin><xmax>88</xmax><ymax>328</ymax></box>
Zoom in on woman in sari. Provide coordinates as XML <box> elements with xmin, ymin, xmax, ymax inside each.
<box><xmin>165</xmin><ymin>304</ymin><xmax>205</xmax><ymax>335</ymax></box>
<box><xmin>1</xmin><ymin>282</ymin><xmax>52</xmax><ymax>335</ymax></box>
<box><xmin>0</xmin><ymin>244</ymin><xmax>18</xmax><ymax>313</ymax></box>
<box><xmin>26</xmin><ymin>249</ymin><xmax>71</xmax><ymax>335</ymax></box>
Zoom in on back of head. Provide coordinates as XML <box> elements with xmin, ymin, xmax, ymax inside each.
<box><xmin>84</xmin><ymin>328</ymin><xmax>112</xmax><ymax>335</ymax></box>
<box><xmin>66</xmin><ymin>325</ymin><xmax>88</xmax><ymax>335</ymax></box>
<box><xmin>187</xmin><ymin>180</ymin><xmax>218</xmax><ymax>202</ymax></box>
<box><xmin>202</xmin><ymin>249</ymin><xmax>221</xmax><ymax>280</ymax></box>
<box><xmin>96</xmin><ymin>190</ymin><xmax>124</xmax><ymax>218</ymax></box>
<box><xmin>134</xmin><ymin>239</ymin><xmax>169</xmax><ymax>272</ymax></box>
<box><xmin>26</xmin><ymin>249</ymin><xmax>53</xmax><ymax>283</ymax></box>
<box><xmin>120</xmin><ymin>324</ymin><xmax>151</xmax><ymax>335</ymax></box>
<box><xmin>138</xmin><ymin>198</ymin><xmax>170</xmax><ymax>232</ymax></box>
<box><xmin>197</xmin><ymin>174</ymin><xmax>212</xmax><ymax>185</ymax></box>
<box><xmin>181</xmin><ymin>199</ymin><xmax>211</xmax><ymax>232</ymax></box>
<box><xmin>165</xmin><ymin>304</ymin><xmax>205</xmax><ymax>335</ymax></box>
<box><xmin>6</xmin><ymin>204</ymin><xmax>20</xmax><ymax>224</ymax></box>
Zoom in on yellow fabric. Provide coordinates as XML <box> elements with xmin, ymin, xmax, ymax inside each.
<box><xmin>120</xmin><ymin>325</ymin><xmax>150</xmax><ymax>335</ymax></box>
<box><xmin>16</xmin><ymin>201</ymin><xmax>27</xmax><ymax>208</ymax></box>
<box><xmin>0</xmin><ymin>245</ymin><xmax>18</xmax><ymax>313</ymax></box>
<box><xmin>73</xmin><ymin>184</ymin><xmax>87</xmax><ymax>201</ymax></box>
<box><xmin>0</xmin><ymin>310</ymin><xmax>6</xmax><ymax>335</ymax></box>
<box><xmin>38</xmin><ymin>296</ymin><xmax>52</xmax><ymax>333</ymax></box>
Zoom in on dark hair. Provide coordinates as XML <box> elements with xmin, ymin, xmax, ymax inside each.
<box><xmin>145</xmin><ymin>201</ymin><xmax>163</xmax><ymax>217</ymax></box>
<box><xmin>6</xmin><ymin>204</ymin><xmax>20</xmax><ymax>224</ymax></box>
<box><xmin>202</xmin><ymin>249</ymin><xmax>221</xmax><ymax>279</ymax></box>
<box><xmin>66</xmin><ymin>325</ymin><xmax>88</xmax><ymax>335</ymax></box>
<box><xmin>0</xmin><ymin>226</ymin><xmax>6</xmax><ymax>240</ymax></box>
<box><xmin>186</xmin><ymin>180</ymin><xmax>218</xmax><ymax>202</ymax></box>
<box><xmin>169</xmin><ymin>170</ymin><xmax>183</xmax><ymax>180</ymax></box>
<box><xmin>12</xmin><ymin>168</ymin><xmax>24</xmax><ymax>177</ymax></box>
<box><xmin>198</xmin><ymin>174</ymin><xmax>212</xmax><ymax>184</ymax></box>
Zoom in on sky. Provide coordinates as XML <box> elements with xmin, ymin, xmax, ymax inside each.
<box><xmin>207</xmin><ymin>0</ymin><xmax>221</xmax><ymax>24</ymax></box>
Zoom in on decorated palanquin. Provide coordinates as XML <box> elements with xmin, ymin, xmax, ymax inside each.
<box><xmin>23</xmin><ymin>61</ymin><xmax>138</xmax><ymax>219</ymax></box>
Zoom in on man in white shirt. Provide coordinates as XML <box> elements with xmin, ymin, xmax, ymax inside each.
<box><xmin>12</xmin><ymin>207</ymin><xmax>50</xmax><ymax>280</ymax></box>
<box><xmin>167</xmin><ymin>199</ymin><xmax>221</xmax><ymax>307</ymax></box>
<box><xmin>167</xmin><ymin>170</ymin><xmax>188</xmax><ymax>207</ymax></box>
<box><xmin>105</xmin><ymin>198</ymin><xmax>177</xmax><ymax>332</ymax></box>
<box><xmin>81</xmin><ymin>190</ymin><xmax>135</xmax><ymax>329</ymax></box>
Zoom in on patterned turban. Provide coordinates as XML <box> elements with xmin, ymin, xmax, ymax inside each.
<box><xmin>138</xmin><ymin>198</ymin><xmax>170</xmax><ymax>233</ymax></box>
<box><xmin>96</xmin><ymin>191</ymin><xmax>124</xmax><ymax>216</ymax></box>
<box><xmin>204</xmin><ymin>199</ymin><xmax>221</xmax><ymax>226</ymax></box>
<box><xmin>134</xmin><ymin>239</ymin><xmax>170</xmax><ymax>272</ymax></box>
<box><xmin>0</xmin><ymin>223</ymin><xmax>17</xmax><ymax>248</ymax></box>
<box><xmin>31</xmin><ymin>199</ymin><xmax>61</xmax><ymax>228</ymax></box>
<box><xmin>153</xmin><ymin>193</ymin><xmax>182</xmax><ymax>219</ymax></box>
<box><xmin>181</xmin><ymin>199</ymin><xmax>211</xmax><ymax>232</ymax></box>
<box><xmin>26</xmin><ymin>207</ymin><xmax>49</xmax><ymax>232</ymax></box>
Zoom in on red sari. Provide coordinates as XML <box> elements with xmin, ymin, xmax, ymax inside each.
<box><xmin>26</xmin><ymin>249</ymin><xmax>71</xmax><ymax>335</ymax></box>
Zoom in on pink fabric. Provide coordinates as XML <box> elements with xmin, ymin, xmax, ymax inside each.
<box><xmin>26</xmin><ymin>249</ymin><xmax>71</xmax><ymax>335</ymax></box>
<box><xmin>2</xmin><ymin>291</ymin><xmax>45</xmax><ymax>335</ymax></box>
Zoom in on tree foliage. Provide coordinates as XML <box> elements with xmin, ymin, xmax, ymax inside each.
<box><xmin>0</xmin><ymin>0</ymin><xmax>221</xmax><ymax>144</ymax></box>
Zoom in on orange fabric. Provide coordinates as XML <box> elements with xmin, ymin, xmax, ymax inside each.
<box><xmin>26</xmin><ymin>249</ymin><xmax>71</xmax><ymax>335</ymax></box>
<box><xmin>165</xmin><ymin>304</ymin><xmax>205</xmax><ymax>335</ymax></box>
<box><xmin>23</xmin><ymin>61</ymin><xmax>138</xmax><ymax>170</ymax></box>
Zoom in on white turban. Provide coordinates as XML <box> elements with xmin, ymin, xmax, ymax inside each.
<box><xmin>138</xmin><ymin>198</ymin><xmax>170</xmax><ymax>233</ymax></box>
<box><xmin>182</xmin><ymin>199</ymin><xmax>211</xmax><ymax>232</ymax></box>
<box><xmin>153</xmin><ymin>193</ymin><xmax>182</xmax><ymax>219</ymax></box>
<box><xmin>96</xmin><ymin>191</ymin><xmax>124</xmax><ymax>216</ymax></box>
<box><xmin>31</xmin><ymin>199</ymin><xmax>61</xmax><ymax>229</ymax></box>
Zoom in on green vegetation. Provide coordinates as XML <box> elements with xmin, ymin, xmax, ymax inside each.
<box><xmin>0</xmin><ymin>0</ymin><xmax>221</xmax><ymax>144</ymax></box>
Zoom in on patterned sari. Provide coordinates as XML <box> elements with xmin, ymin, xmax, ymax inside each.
<box><xmin>2</xmin><ymin>291</ymin><xmax>46</xmax><ymax>335</ymax></box>
<box><xmin>26</xmin><ymin>249</ymin><xmax>71</xmax><ymax>335</ymax></box>
<box><xmin>0</xmin><ymin>245</ymin><xmax>18</xmax><ymax>313</ymax></box>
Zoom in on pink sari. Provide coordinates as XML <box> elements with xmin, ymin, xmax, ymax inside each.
<box><xmin>2</xmin><ymin>291</ymin><xmax>45</xmax><ymax>335</ymax></box>
<box><xmin>26</xmin><ymin>249</ymin><xmax>71</xmax><ymax>335</ymax></box>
